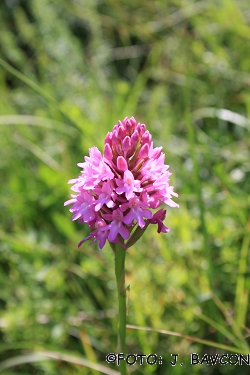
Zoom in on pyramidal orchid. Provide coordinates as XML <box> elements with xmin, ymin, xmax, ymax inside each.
<box><xmin>64</xmin><ymin>116</ymin><xmax>179</xmax><ymax>250</ymax></box>
<box><xmin>65</xmin><ymin>117</ymin><xmax>178</xmax><ymax>375</ymax></box>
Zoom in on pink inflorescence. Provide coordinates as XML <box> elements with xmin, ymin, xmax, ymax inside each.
<box><xmin>64</xmin><ymin>117</ymin><xmax>179</xmax><ymax>249</ymax></box>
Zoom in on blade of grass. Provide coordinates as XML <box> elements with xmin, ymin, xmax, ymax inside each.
<box><xmin>126</xmin><ymin>324</ymin><xmax>249</xmax><ymax>355</ymax></box>
<box><xmin>13</xmin><ymin>133</ymin><xmax>63</xmax><ymax>171</ymax></box>
<box><xmin>0</xmin><ymin>354</ymin><xmax>49</xmax><ymax>372</ymax></box>
<box><xmin>0</xmin><ymin>115</ymin><xmax>79</xmax><ymax>136</ymax></box>
<box><xmin>0</xmin><ymin>58</ymin><xmax>83</xmax><ymax>131</ymax></box>
<box><xmin>243</xmin><ymin>326</ymin><xmax>250</xmax><ymax>339</ymax></box>
<box><xmin>120</xmin><ymin>44</ymin><xmax>161</xmax><ymax>119</ymax></box>
<box><xmin>0</xmin><ymin>351</ymin><xmax>120</xmax><ymax>375</ymax></box>
<box><xmin>234</xmin><ymin>215</ymin><xmax>250</xmax><ymax>329</ymax></box>
<box><xmin>192</xmin><ymin>107</ymin><xmax>250</xmax><ymax>131</ymax></box>
<box><xmin>151</xmin><ymin>0</ymin><xmax>211</xmax><ymax>30</ymax></box>
<box><xmin>212</xmin><ymin>292</ymin><xmax>247</xmax><ymax>345</ymax></box>
<box><xmin>195</xmin><ymin>312</ymin><xmax>247</xmax><ymax>350</ymax></box>
<box><xmin>79</xmin><ymin>329</ymin><xmax>100</xmax><ymax>375</ymax></box>
<box><xmin>0</xmin><ymin>58</ymin><xmax>57</xmax><ymax>104</ymax></box>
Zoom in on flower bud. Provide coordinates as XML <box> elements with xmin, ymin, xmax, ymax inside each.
<box><xmin>130</xmin><ymin>116</ymin><xmax>137</xmax><ymax>128</ymax></box>
<box><xmin>136</xmin><ymin>123</ymin><xmax>146</xmax><ymax>135</ymax></box>
<box><xmin>117</xmin><ymin>156</ymin><xmax>128</xmax><ymax>171</ymax></box>
<box><xmin>124</xmin><ymin>118</ymin><xmax>132</xmax><ymax>133</ymax></box>
<box><xmin>112</xmin><ymin>130</ymin><xmax>119</xmax><ymax>145</ymax></box>
<box><xmin>140</xmin><ymin>124</ymin><xmax>146</xmax><ymax>133</ymax></box>
<box><xmin>138</xmin><ymin>143</ymin><xmax>149</xmax><ymax>158</ymax></box>
<box><xmin>105</xmin><ymin>132</ymin><xmax>112</xmax><ymax>145</ymax></box>
<box><xmin>122</xmin><ymin>136</ymin><xmax>131</xmax><ymax>151</ymax></box>
<box><xmin>104</xmin><ymin>143</ymin><xmax>113</xmax><ymax>159</ymax></box>
<box><xmin>141</xmin><ymin>130</ymin><xmax>152</xmax><ymax>145</ymax></box>
<box><xmin>117</xmin><ymin>125</ymin><xmax>126</xmax><ymax>139</ymax></box>
<box><xmin>131</xmin><ymin>130</ymin><xmax>139</xmax><ymax>144</ymax></box>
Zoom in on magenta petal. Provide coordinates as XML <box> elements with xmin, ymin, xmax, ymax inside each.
<box><xmin>108</xmin><ymin>224</ymin><xmax>118</xmax><ymax>242</ymax></box>
<box><xmin>158</xmin><ymin>222</ymin><xmax>170</xmax><ymax>233</ymax></box>
<box><xmin>72</xmin><ymin>212</ymin><xmax>82</xmax><ymax>221</ymax></box>
<box><xmin>78</xmin><ymin>235</ymin><xmax>91</xmax><ymax>247</ymax></box>
<box><xmin>119</xmin><ymin>224</ymin><xmax>130</xmax><ymax>240</ymax></box>
<box><xmin>137</xmin><ymin>215</ymin><xmax>146</xmax><ymax>228</ymax></box>
<box><xmin>123</xmin><ymin>211</ymin><xmax>134</xmax><ymax>225</ymax></box>
<box><xmin>142</xmin><ymin>209</ymin><xmax>152</xmax><ymax>219</ymax></box>
<box><xmin>64</xmin><ymin>198</ymin><xmax>76</xmax><ymax>206</ymax></box>
<box><xmin>116</xmin><ymin>186</ymin><xmax>125</xmax><ymax>195</ymax></box>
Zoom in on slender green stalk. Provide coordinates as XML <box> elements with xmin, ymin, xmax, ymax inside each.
<box><xmin>184</xmin><ymin>76</ymin><xmax>222</xmax><ymax>344</ymax></box>
<box><xmin>114</xmin><ymin>244</ymin><xmax>127</xmax><ymax>375</ymax></box>
<box><xmin>184</xmin><ymin>79</ymin><xmax>213</xmax><ymax>289</ymax></box>
<box><xmin>235</xmin><ymin>216</ymin><xmax>250</xmax><ymax>329</ymax></box>
<box><xmin>0</xmin><ymin>57</ymin><xmax>79</xmax><ymax>131</ymax></box>
<box><xmin>0</xmin><ymin>57</ymin><xmax>57</xmax><ymax>104</ymax></box>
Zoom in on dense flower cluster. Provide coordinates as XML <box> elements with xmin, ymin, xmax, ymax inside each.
<box><xmin>64</xmin><ymin>117</ymin><xmax>179</xmax><ymax>249</ymax></box>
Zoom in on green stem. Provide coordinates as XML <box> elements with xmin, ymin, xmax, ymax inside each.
<box><xmin>114</xmin><ymin>244</ymin><xmax>127</xmax><ymax>375</ymax></box>
<box><xmin>184</xmin><ymin>78</ymin><xmax>213</xmax><ymax>290</ymax></box>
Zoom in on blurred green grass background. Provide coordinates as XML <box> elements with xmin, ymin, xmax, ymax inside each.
<box><xmin>0</xmin><ymin>0</ymin><xmax>250</xmax><ymax>374</ymax></box>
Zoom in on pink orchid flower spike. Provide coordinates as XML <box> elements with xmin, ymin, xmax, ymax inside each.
<box><xmin>64</xmin><ymin>117</ymin><xmax>179</xmax><ymax>249</ymax></box>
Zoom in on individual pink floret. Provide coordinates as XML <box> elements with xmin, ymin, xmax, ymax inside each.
<box><xmin>64</xmin><ymin>191</ymin><xmax>96</xmax><ymax>223</ymax></box>
<box><xmin>116</xmin><ymin>170</ymin><xmax>142</xmax><ymax>200</ymax></box>
<box><xmin>149</xmin><ymin>209</ymin><xmax>170</xmax><ymax>233</ymax></box>
<box><xmin>123</xmin><ymin>195</ymin><xmax>152</xmax><ymax>228</ymax></box>
<box><xmin>101</xmin><ymin>208</ymin><xmax>130</xmax><ymax>242</ymax></box>
<box><xmin>94</xmin><ymin>181</ymin><xmax>116</xmax><ymax>211</ymax></box>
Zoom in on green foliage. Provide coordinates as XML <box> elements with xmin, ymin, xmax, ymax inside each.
<box><xmin>0</xmin><ymin>0</ymin><xmax>250</xmax><ymax>374</ymax></box>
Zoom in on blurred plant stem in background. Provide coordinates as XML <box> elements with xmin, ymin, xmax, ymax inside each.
<box><xmin>184</xmin><ymin>75</ymin><xmax>213</xmax><ymax>290</ymax></box>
